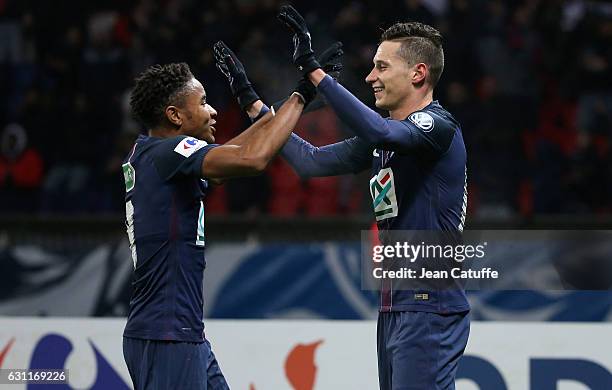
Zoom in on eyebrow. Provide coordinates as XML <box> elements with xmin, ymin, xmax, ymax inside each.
<box><xmin>374</xmin><ymin>59</ymin><xmax>391</xmax><ymax>66</ymax></box>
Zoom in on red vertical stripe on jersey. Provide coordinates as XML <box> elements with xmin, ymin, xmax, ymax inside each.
<box><xmin>380</xmin><ymin>172</ymin><xmax>390</xmax><ymax>185</ymax></box>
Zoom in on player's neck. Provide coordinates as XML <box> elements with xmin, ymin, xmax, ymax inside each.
<box><xmin>389</xmin><ymin>90</ymin><xmax>434</xmax><ymax>120</ymax></box>
<box><xmin>149</xmin><ymin>126</ymin><xmax>180</xmax><ymax>138</ymax></box>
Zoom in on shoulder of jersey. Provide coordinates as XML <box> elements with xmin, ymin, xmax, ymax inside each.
<box><xmin>408</xmin><ymin>111</ymin><xmax>436</xmax><ymax>132</ymax></box>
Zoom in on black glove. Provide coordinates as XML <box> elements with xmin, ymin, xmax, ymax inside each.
<box><xmin>277</xmin><ymin>5</ymin><xmax>320</xmax><ymax>75</ymax></box>
<box><xmin>213</xmin><ymin>41</ymin><xmax>260</xmax><ymax>110</ymax></box>
<box><xmin>292</xmin><ymin>78</ymin><xmax>317</xmax><ymax>108</ymax></box>
<box><xmin>271</xmin><ymin>41</ymin><xmax>344</xmax><ymax>113</ymax></box>
<box><xmin>318</xmin><ymin>41</ymin><xmax>344</xmax><ymax>79</ymax></box>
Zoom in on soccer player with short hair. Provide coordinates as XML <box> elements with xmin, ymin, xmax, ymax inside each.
<box><xmin>275</xmin><ymin>6</ymin><xmax>470</xmax><ymax>389</ymax></box>
<box><xmin>121</xmin><ymin>57</ymin><xmax>315</xmax><ymax>389</ymax></box>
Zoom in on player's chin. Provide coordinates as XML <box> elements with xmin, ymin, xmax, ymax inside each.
<box><xmin>374</xmin><ymin>99</ymin><xmax>388</xmax><ymax>110</ymax></box>
<box><xmin>202</xmin><ymin>128</ymin><xmax>215</xmax><ymax>143</ymax></box>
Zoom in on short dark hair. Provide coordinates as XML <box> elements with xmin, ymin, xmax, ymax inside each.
<box><xmin>130</xmin><ymin>62</ymin><xmax>194</xmax><ymax>129</ymax></box>
<box><xmin>381</xmin><ymin>22</ymin><xmax>444</xmax><ymax>87</ymax></box>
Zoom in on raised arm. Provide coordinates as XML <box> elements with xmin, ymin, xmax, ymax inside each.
<box><xmin>315</xmin><ymin>74</ymin><xmax>456</xmax><ymax>155</ymax></box>
<box><xmin>226</xmin><ymin>95</ymin><xmax>372</xmax><ymax>178</ymax></box>
<box><xmin>281</xmin><ymin>133</ymin><xmax>372</xmax><ymax>178</ymax></box>
<box><xmin>199</xmin><ymin>41</ymin><xmax>323</xmax><ymax>179</ymax></box>
<box><xmin>211</xmin><ymin>39</ymin><xmax>365</xmax><ymax>179</ymax></box>
<box><xmin>213</xmin><ymin>40</ymin><xmax>344</xmax><ymax>148</ymax></box>
<box><xmin>312</xmin><ymin>74</ymin><xmax>433</xmax><ymax>151</ymax></box>
<box><xmin>277</xmin><ymin>6</ymin><xmax>453</xmax><ymax>155</ymax></box>
<box><xmin>201</xmin><ymin>92</ymin><xmax>307</xmax><ymax>179</ymax></box>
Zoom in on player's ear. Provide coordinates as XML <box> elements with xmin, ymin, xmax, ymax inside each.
<box><xmin>165</xmin><ymin>106</ymin><xmax>182</xmax><ymax>127</ymax></box>
<box><xmin>412</xmin><ymin>63</ymin><xmax>427</xmax><ymax>85</ymax></box>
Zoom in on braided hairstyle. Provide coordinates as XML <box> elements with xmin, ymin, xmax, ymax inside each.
<box><xmin>130</xmin><ymin>63</ymin><xmax>194</xmax><ymax>129</ymax></box>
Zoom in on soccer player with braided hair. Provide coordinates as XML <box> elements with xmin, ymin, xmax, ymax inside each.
<box><xmin>122</xmin><ymin>59</ymin><xmax>314</xmax><ymax>389</ymax></box>
<box><xmin>276</xmin><ymin>6</ymin><xmax>470</xmax><ymax>389</ymax></box>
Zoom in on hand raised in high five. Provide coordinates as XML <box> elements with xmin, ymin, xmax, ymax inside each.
<box><xmin>318</xmin><ymin>41</ymin><xmax>344</xmax><ymax>79</ymax></box>
<box><xmin>213</xmin><ymin>41</ymin><xmax>259</xmax><ymax>110</ymax></box>
<box><xmin>277</xmin><ymin>5</ymin><xmax>320</xmax><ymax>75</ymax></box>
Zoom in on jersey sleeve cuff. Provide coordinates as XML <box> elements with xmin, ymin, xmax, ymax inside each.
<box><xmin>195</xmin><ymin>144</ymin><xmax>219</xmax><ymax>178</ymax></box>
<box><xmin>252</xmin><ymin>105</ymin><xmax>270</xmax><ymax>122</ymax></box>
<box><xmin>317</xmin><ymin>74</ymin><xmax>335</xmax><ymax>90</ymax></box>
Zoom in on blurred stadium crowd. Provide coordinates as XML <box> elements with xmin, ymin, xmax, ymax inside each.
<box><xmin>0</xmin><ymin>0</ymin><xmax>611</xmax><ymax>218</ymax></box>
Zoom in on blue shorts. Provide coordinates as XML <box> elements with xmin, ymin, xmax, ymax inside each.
<box><xmin>123</xmin><ymin>337</ymin><xmax>229</xmax><ymax>390</ymax></box>
<box><xmin>377</xmin><ymin>311</ymin><xmax>470</xmax><ymax>390</ymax></box>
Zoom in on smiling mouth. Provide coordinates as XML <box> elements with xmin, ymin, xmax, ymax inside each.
<box><xmin>373</xmin><ymin>87</ymin><xmax>384</xmax><ymax>95</ymax></box>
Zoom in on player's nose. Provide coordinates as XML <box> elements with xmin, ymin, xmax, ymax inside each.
<box><xmin>365</xmin><ymin>68</ymin><xmax>377</xmax><ymax>84</ymax></box>
<box><xmin>206</xmin><ymin>104</ymin><xmax>217</xmax><ymax>117</ymax></box>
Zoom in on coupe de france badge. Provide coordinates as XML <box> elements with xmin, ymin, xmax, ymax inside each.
<box><xmin>409</xmin><ymin>112</ymin><xmax>434</xmax><ymax>132</ymax></box>
<box><xmin>370</xmin><ymin>168</ymin><xmax>398</xmax><ymax>221</ymax></box>
<box><xmin>174</xmin><ymin>137</ymin><xmax>208</xmax><ymax>157</ymax></box>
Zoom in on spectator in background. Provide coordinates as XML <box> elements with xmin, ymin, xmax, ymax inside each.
<box><xmin>267</xmin><ymin>108</ymin><xmax>344</xmax><ymax>216</ymax></box>
<box><xmin>0</xmin><ymin>123</ymin><xmax>43</xmax><ymax>212</ymax></box>
<box><xmin>566</xmin><ymin>132</ymin><xmax>610</xmax><ymax>212</ymax></box>
<box><xmin>40</xmin><ymin>94</ymin><xmax>93</xmax><ymax>213</ymax></box>
<box><xmin>573</xmin><ymin>14</ymin><xmax>612</xmax><ymax>135</ymax></box>
<box><xmin>0</xmin><ymin>0</ymin><xmax>611</xmax><ymax>217</ymax></box>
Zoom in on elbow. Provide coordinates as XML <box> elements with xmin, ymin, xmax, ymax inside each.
<box><xmin>240</xmin><ymin>154</ymin><xmax>271</xmax><ymax>175</ymax></box>
<box><xmin>236</xmin><ymin>144</ymin><xmax>275</xmax><ymax>175</ymax></box>
<box><xmin>362</xmin><ymin>133</ymin><xmax>380</xmax><ymax>145</ymax></box>
<box><xmin>279</xmin><ymin>155</ymin><xmax>312</xmax><ymax>179</ymax></box>
<box><xmin>250</xmin><ymin>157</ymin><xmax>270</xmax><ymax>174</ymax></box>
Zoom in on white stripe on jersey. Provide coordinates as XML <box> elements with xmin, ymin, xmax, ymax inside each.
<box><xmin>459</xmin><ymin>166</ymin><xmax>468</xmax><ymax>232</ymax></box>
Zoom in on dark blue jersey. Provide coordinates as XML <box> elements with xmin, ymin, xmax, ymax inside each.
<box><xmin>122</xmin><ymin>134</ymin><xmax>217</xmax><ymax>342</ymax></box>
<box><xmin>368</xmin><ymin>103</ymin><xmax>469</xmax><ymax>313</ymax></box>
<box><xmin>282</xmin><ymin>76</ymin><xmax>469</xmax><ymax>313</ymax></box>
<box><xmin>370</xmin><ymin>102</ymin><xmax>467</xmax><ymax>232</ymax></box>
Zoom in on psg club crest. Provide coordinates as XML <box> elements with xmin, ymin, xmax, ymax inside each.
<box><xmin>369</xmin><ymin>168</ymin><xmax>398</xmax><ymax>221</ymax></box>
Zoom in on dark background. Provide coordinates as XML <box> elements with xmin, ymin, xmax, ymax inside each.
<box><xmin>1</xmin><ymin>0</ymin><xmax>611</xmax><ymax>221</ymax></box>
<box><xmin>0</xmin><ymin>0</ymin><xmax>610</xmax><ymax>324</ymax></box>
